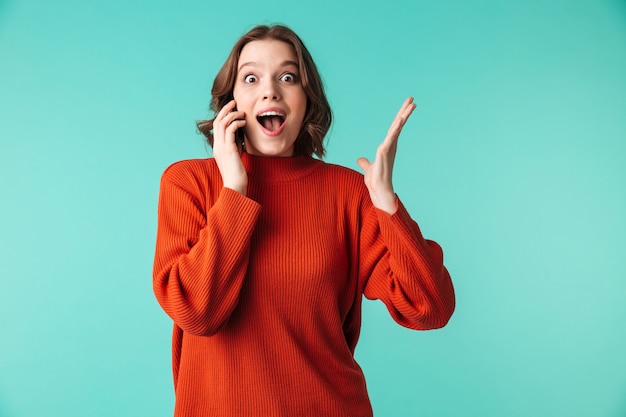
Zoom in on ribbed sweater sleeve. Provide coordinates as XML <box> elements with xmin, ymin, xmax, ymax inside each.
<box><xmin>360</xmin><ymin>198</ymin><xmax>455</xmax><ymax>330</ymax></box>
<box><xmin>153</xmin><ymin>161</ymin><xmax>262</xmax><ymax>336</ymax></box>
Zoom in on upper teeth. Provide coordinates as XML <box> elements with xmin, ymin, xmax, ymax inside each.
<box><xmin>259</xmin><ymin>111</ymin><xmax>283</xmax><ymax>117</ymax></box>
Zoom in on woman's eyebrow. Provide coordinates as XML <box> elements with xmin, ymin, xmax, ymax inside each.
<box><xmin>281</xmin><ymin>60</ymin><xmax>299</xmax><ymax>69</ymax></box>
<box><xmin>237</xmin><ymin>60</ymin><xmax>299</xmax><ymax>72</ymax></box>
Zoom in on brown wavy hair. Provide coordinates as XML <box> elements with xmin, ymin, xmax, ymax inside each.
<box><xmin>196</xmin><ymin>24</ymin><xmax>332</xmax><ymax>158</ymax></box>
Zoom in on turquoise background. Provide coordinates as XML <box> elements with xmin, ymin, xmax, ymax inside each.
<box><xmin>1</xmin><ymin>0</ymin><xmax>625</xmax><ymax>416</ymax></box>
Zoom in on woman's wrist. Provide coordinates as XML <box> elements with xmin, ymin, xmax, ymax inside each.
<box><xmin>223</xmin><ymin>179</ymin><xmax>247</xmax><ymax>196</ymax></box>
<box><xmin>370</xmin><ymin>190</ymin><xmax>398</xmax><ymax>215</ymax></box>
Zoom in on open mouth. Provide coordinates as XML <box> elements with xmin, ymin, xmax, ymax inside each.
<box><xmin>256</xmin><ymin>111</ymin><xmax>286</xmax><ymax>134</ymax></box>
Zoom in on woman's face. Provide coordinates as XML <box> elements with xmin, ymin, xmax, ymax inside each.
<box><xmin>233</xmin><ymin>39</ymin><xmax>307</xmax><ymax>157</ymax></box>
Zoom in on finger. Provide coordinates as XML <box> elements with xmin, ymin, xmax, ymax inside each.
<box><xmin>382</xmin><ymin>118</ymin><xmax>405</xmax><ymax>148</ymax></box>
<box><xmin>385</xmin><ymin>97</ymin><xmax>417</xmax><ymax>140</ymax></box>
<box><xmin>215</xmin><ymin>112</ymin><xmax>246</xmax><ymax>143</ymax></box>
<box><xmin>395</xmin><ymin>97</ymin><xmax>416</xmax><ymax>126</ymax></box>
<box><xmin>215</xmin><ymin>100</ymin><xmax>238</xmax><ymax>121</ymax></box>
<box><xmin>219</xmin><ymin>110</ymin><xmax>246</xmax><ymax>127</ymax></box>
<box><xmin>356</xmin><ymin>157</ymin><xmax>371</xmax><ymax>172</ymax></box>
<box><xmin>225</xmin><ymin>119</ymin><xmax>246</xmax><ymax>135</ymax></box>
<box><xmin>402</xmin><ymin>104</ymin><xmax>417</xmax><ymax>125</ymax></box>
<box><xmin>215</xmin><ymin>119</ymin><xmax>246</xmax><ymax>148</ymax></box>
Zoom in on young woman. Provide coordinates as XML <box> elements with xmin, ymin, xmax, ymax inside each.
<box><xmin>153</xmin><ymin>24</ymin><xmax>455</xmax><ymax>417</ymax></box>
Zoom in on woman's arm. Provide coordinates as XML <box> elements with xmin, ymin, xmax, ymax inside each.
<box><xmin>357</xmin><ymin>97</ymin><xmax>454</xmax><ymax>329</ymax></box>
<box><xmin>359</xmin><ymin>200</ymin><xmax>455</xmax><ymax>330</ymax></box>
<box><xmin>152</xmin><ymin>163</ymin><xmax>261</xmax><ymax>336</ymax></box>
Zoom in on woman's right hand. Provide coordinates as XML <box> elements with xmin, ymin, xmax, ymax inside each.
<box><xmin>212</xmin><ymin>100</ymin><xmax>248</xmax><ymax>195</ymax></box>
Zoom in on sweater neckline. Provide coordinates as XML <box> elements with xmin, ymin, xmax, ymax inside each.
<box><xmin>241</xmin><ymin>152</ymin><xmax>322</xmax><ymax>183</ymax></box>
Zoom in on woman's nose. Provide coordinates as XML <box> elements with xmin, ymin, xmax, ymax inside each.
<box><xmin>262</xmin><ymin>80</ymin><xmax>280</xmax><ymax>100</ymax></box>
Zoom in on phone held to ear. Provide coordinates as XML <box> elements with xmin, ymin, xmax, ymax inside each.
<box><xmin>225</xmin><ymin>96</ymin><xmax>245</xmax><ymax>146</ymax></box>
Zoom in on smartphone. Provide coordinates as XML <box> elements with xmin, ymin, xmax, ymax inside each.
<box><xmin>226</xmin><ymin>95</ymin><xmax>245</xmax><ymax>146</ymax></box>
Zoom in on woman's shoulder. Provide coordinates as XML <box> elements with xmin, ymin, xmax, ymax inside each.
<box><xmin>318</xmin><ymin>160</ymin><xmax>365</xmax><ymax>185</ymax></box>
<box><xmin>162</xmin><ymin>157</ymin><xmax>215</xmax><ymax>176</ymax></box>
<box><xmin>161</xmin><ymin>157</ymin><xmax>220</xmax><ymax>181</ymax></box>
<box><xmin>159</xmin><ymin>158</ymin><xmax>222</xmax><ymax>195</ymax></box>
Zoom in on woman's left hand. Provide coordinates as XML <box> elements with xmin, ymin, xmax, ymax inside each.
<box><xmin>357</xmin><ymin>97</ymin><xmax>417</xmax><ymax>215</ymax></box>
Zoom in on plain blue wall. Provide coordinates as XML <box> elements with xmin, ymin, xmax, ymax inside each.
<box><xmin>1</xmin><ymin>1</ymin><xmax>625</xmax><ymax>416</ymax></box>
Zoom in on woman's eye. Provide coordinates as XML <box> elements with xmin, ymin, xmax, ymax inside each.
<box><xmin>244</xmin><ymin>74</ymin><xmax>257</xmax><ymax>83</ymax></box>
<box><xmin>281</xmin><ymin>73</ymin><xmax>297</xmax><ymax>83</ymax></box>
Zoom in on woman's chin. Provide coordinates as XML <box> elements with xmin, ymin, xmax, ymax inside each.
<box><xmin>244</xmin><ymin>138</ymin><xmax>295</xmax><ymax>157</ymax></box>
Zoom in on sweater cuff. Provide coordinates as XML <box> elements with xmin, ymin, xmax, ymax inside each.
<box><xmin>375</xmin><ymin>198</ymin><xmax>425</xmax><ymax>245</ymax></box>
<box><xmin>216</xmin><ymin>187</ymin><xmax>262</xmax><ymax>224</ymax></box>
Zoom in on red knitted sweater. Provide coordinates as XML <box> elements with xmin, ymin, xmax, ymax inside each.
<box><xmin>153</xmin><ymin>152</ymin><xmax>455</xmax><ymax>417</ymax></box>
